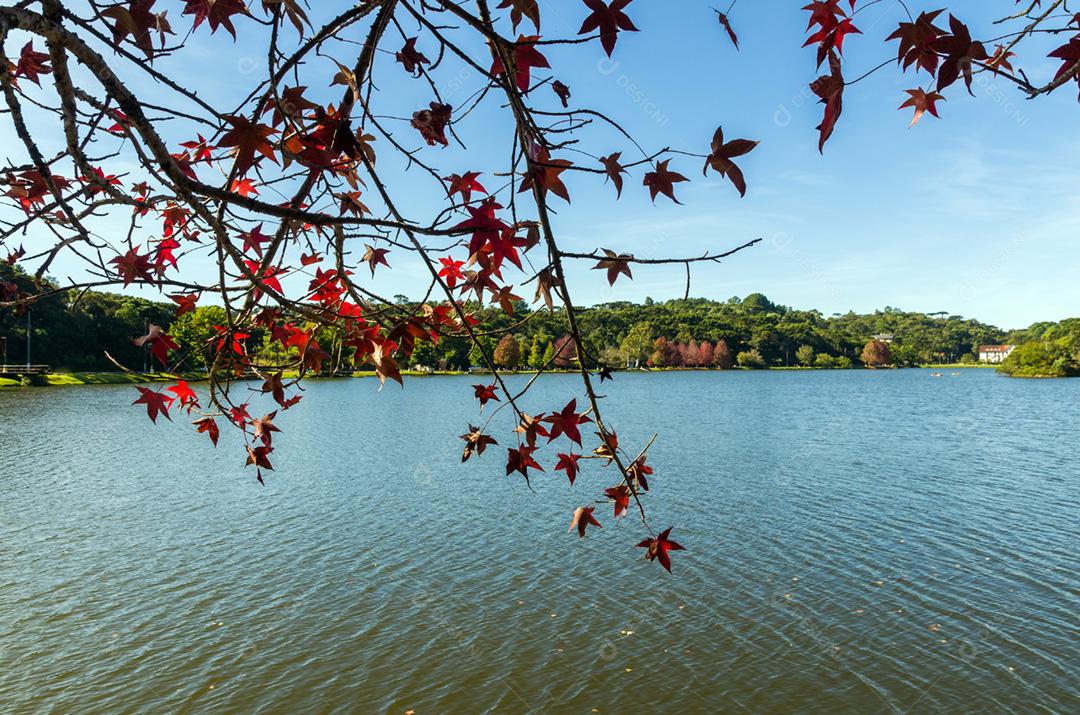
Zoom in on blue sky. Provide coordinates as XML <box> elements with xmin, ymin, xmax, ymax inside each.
<box><xmin>5</xmin><ymin>1</ymin><xmax>1077</xmax><ymax>330</ymax></box>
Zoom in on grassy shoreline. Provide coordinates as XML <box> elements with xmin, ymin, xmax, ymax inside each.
<box><xmin>0</xmin><ymin>363</ymin><xmax>1015</xmax><ymax>389</ymax></box>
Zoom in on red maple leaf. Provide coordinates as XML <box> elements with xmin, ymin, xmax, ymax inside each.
<box><xmin>544</xmin><ymin>399</ymin><xmax>592</xmax><ymax>446</ymax></box>
<box><xmin>454</xmin><ymin>198</ymin><xmax>510</xmax><ymax>259</ymax></box>
<box><xmin>240</xmin><ymin>223</ymin><xmax>270</xmax><ymax>257</ymax></box>
<box><xmin>703</xmin><ymin>126</ymin><xmax>758</xmax><ymax>197</ymax></box>
<box><xmin>438</xmin><ymin>257</ymin><xmax>466</xmax><ymax>288</ymax></box>
<box><xmin>568</xmin><ymin>506</ymin><xmax>602</xmax><ymax>538</ymax></box>
<box><xmin>497</xmin><ymin>0</ymin><xmax>540</xmax><ymax>31</ymax></box>
<box><xmin>396</xmin><ymin>37</ymin><xmax>431</xmax><ymax>75</ymax></box>
<box><xmin>461</xmin><ymin>424</ymin><xmax>498</xmax><ymax>462</ymax></box>
<box><xmin>887</xmin><ymin>10</ymin><xmax>946</xmax><ymax>76</ymax></box>
<box><xmin>231</xmin><ymin>177</ymin><xmax>259</xmax><ymax>197</ymax></box>
<box><xmin>473</xmin><ymin>383</ymin><xmax>500</xmax><ymax>409</ymax></box>
<box><xmin>101</xmin><ymin>0</ymin><xmax>175</xmax><ymax>60</ymax></box>
<box><xmin>362</xmin><ymin>244</ymin><xmax>390</xmax><ymax>276</ymax></box>
<box><xmin>109</xmin><ymin>246</ymin><xmax>155</xmax><ymax>287</ymax></box>
<box><xmin>1049</xmin><ymin>36</ymin><xmax>1080</xmax><ymax>99</ymax></box>
<box><xmin>411</xmin><ymin>102</ymin><xmax>453</xmax><ymax>146</ymax></box>
<box><xmin>604</xmin><ymin>484</ymin><xmax>631</xmax><ymax>518</ymax></box>
<box><xmin>132</xmin><ymin>387</ymin><xmax>173</xmax><ymax>423</ymax></box>
<box><xmin>182</xmin><ymin>0</ymin><xmax>250</xmax><ymax>38</ymax></box>
<box><xmin>180</xmin><ymin>134</ymin><xmax>216</xmax><ymax>162</ymax></box>
<box><xmin>811</xmin><ymin>52</ymin><xmax>845</xmax><ymax>152</ymax></box>
<box><xmin>519</xmin><ymin>146</ymin><xmax>572</xmax><ymax>202</ymax></box>
<box><xmin>134</xmin><ymin>324</ymin><xmax>179</xmax><ymax>366</ymax></box>
<box><xmin>167</xmin><ymin>380</ymin><xmax>200</xmax><ymax>412</ymax></box>
<box><xmin>628</xmin><ymin>456</ymin><xmax>654</xmax><ymax>491</ymax></box>
<box><xmin>899</xmin><ymin>88</ymin><xmax>945</xmax><ymax>127</ymax></box>
<box><xmin>445</xmin><ymin>171</ymin><xmax>487</xmax><ymax>202</ymax></box>
<box><xmin>245</xmin><ymin>444</ymin><xmax>274</xmax><ymax>472</ymax></box>
<box><xmin>506</xmin><ymin>445</ymin><xmax>544</xmax><ymax>479</ymax></box>
<box><xmin>555</xmin><ymin>452</ymin><xmax>583</xmax><ymax>486</ymax></box>
<box><xmin>579</xmin><ymin>0</ymin><xmax>639</xmax><ymax>57</ymax></box>
<box><xmin>169</xmin><ymin>292</ymin><xmax>199</xmax><ymax>316</ymax></box>
<box><xmin>218</xmin><ymin>116</ymin><xmax>278</xmax><ymax>176</ymax></box>
<box><xmin>598</xmin><ymin>152</ymin><xmax>627</xmax><ymax>198</ymax></box>
<box><xmin>643</xmin><ymin>159</ymin><xmax>689</xmax><ymax>204</ymax></box>
<box><xmin>591</xmin><ymin>248</ymin><xmax>633</xmax><ymax>286</ymax></box>
<box><xmin>491</xmin><ymin>35</ymin><xmax>550</xmax><ymax>93</ymax></box>
<box><xmin>251</xmin><ymin>411</ymin><xmax>281</xmax><ymax>448</ymax></box>
<box><xmin>636</xmin><ymin>527</ymin><xmax>685</xmax><ymax>573</ymax></box>
<box><xmin>193</xmin><ymin>417</ymin><xmax>220</xmax><ymax>446</ymax></box>
<box><xmin>14</xmin><ymin>42</ymin><xmax>51</xmax><ymax>86</ymax></box>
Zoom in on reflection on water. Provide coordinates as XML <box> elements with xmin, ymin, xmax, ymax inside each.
<box><xmin>1</xmin><ymin>369</ymin><xmax>1077</xmax><ymax>713</ymax></box>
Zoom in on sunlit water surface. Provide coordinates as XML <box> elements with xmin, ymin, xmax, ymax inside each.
<box><xmin>1</xmin><ymin>369</ymin><xmax>1078</xmax><ymax>713</ymax></box>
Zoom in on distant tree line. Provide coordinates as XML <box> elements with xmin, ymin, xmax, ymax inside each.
<box><xmin>7</xmin><ymin>265</ymin><xmax>1045</xmax><ymax>375</ymax></box>
<box><xmin>999</xmin><ymin>319</ymin><xmax>1080</xmax><ymax>378</ymax></box>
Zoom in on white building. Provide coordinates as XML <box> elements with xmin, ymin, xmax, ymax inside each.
<box><xmin>978</xmin><ymin>345</ymin><xmax>1015</xmax><ymax>364</ymax></box>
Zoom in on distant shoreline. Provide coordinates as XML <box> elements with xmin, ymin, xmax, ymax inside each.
<box><xmin>0</xmin><ymin>364</ymin><xmax>1015</xmax><ymax>389</ymax></box>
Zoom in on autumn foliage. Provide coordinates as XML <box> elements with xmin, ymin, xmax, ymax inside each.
<box><xmin>1</xmin><ymin>1</ymin><xmax>1075</xmax><ymax>572</ymax></box>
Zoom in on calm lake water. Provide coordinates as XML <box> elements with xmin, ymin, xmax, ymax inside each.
<box><xmin>1</xmin><ymin>369</ymin><xmax>1078</xmax><ymax>713</ymax></box>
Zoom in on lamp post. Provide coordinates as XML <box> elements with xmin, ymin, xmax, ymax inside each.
<box><xmin>26</xmin><ymin>308</ymin><xmax>31</xmax><ymax>370</ymax></box>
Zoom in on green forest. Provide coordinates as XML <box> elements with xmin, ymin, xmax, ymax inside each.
<box><xmin>2</xmin><ymin>263</ymin><xmax>1077</xmax><ymax>377</ymax></box>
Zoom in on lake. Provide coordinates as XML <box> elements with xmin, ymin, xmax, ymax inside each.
<box><xmin>1</xmin><ymin>369</ymin><xmax>1078</xmax><ymax>713</ymax></box>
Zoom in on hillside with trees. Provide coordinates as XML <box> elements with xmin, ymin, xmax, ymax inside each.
<box><xmin>999</xmin><ymin>319</ymin><xmax>1080</xmax><ymax>378</ymax></box>
<box><xmin>3</xmin><ymin>265</ymin><xmax>1022</xmax><ymax>374</ymax></box>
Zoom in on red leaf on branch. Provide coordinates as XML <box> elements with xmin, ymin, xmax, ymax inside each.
<box><xmin>1049</xmin><ymin>36</ymin><xmax>1080</xmax><ymax>99</ymax></box>
<box><xmin>703</xmin><ymin>126</ymin><xmax>758</xmax><ymax>197</ymax></box>
<box><xmin>14</xmin><ymin>42</ymin><xmax>51</xmax><ymax>86</ymax></box>
<box><xmin>132</xmin><ymin>387</ymin><xmax>173</xmax><ymax>423</ymax></box>
<box><xmin>461</xmin><ymin>424</ymin><xmax>498</xmax><ymax>462</ymax></box>
<box><xmin>396</xmin><ymin>37</ymin><xmax>431</xmax><ymax>75</ymax></box>
<box><xmin>811</xmin><ymin>52</ymin><xmax>845</xmax><ymax>152</ymax></box>
<box><xmin>604</xmin><ymin>484</ymin><xmax>631</xmax><ymax>518</ymax></box>
<box><xmin>109</xmin><ymin>246</ymin><xmax>155</xmax><ymax>287</ymax></box>
<box><xmin>716</xmin><ymin>12</ymin><xmax>739</xmax><ymax>49</ymax></box>
<box><xmin>579</xmin><ymin>0</ymin><xmax>639</xmax><ymax>57</ymax></box>
<box><xmin>491</xmin><ymin>35</ymin><xmax>550</xmax><ymax>93</ymax></box>
<box><xmin>411</xmin><ymin>102</ymin><xmax>453</xmax><ymax>146</ymax></box>
<box><xmin>101</xmin><ymin>1</ymin><xmax>176</xmax><ymax>59</ymax></box>
<box><xmin>934</xmin><ymin>15</ymin><xmax>988</xmax><ymax>94</ymax></box>
<box><xmin>636</xmin><ymin>527</ymin><xmax>685</xmax><ymax>573</ymax></box>
<box><xmin>569</xmin><ymin>506</ymin><xmax>602</xmax><ymax>537</ymax></box>
<box><xmin>194</xmin><ymin>417</ymin><xmax>220</xmax><ymax>446</ymax></box>
<box><xmin>182</xmin><ymin>0</ymin><xmax>251</xmax><ymax>38</ymax></box>
<box><xmin>169</xmin><ymin>292</ymin><xmax>199</xmax><ymax>316</ymax></box>
<box><xmin>445</xmin><ymin>171</ymin><xmax>487</xmax><ymax>202</ymax></box>
<box><xmin>362</xmin><ymin>244</ymin><xmax>390</xmax><ymax>276</ymax></box>
<box><xmin>438</xmin><ymin>257</ymin><xmax>466</xmax><ymax>288</ymax></box>
<box><xmin>887</xmin><ymin>10</ymin><xmax>946</xmax><ymax>76</ymax></box>
<box><xmin>899</xmin><ymin>88</ymin><xmax>945</xmax><ymax>127</ymax></box>
<box><xmin>598</xmin><ymin>152</ymin><xmax>627</xmax><ymax>198</ymax></box>
<box><xmin>134</xmin><ymin>324</ymin><xmax>179</xmax><ymax>367</ymax></box>
<box><xmin>497</xmin><ymin>0</ymin><xmax>540</xmax><ymax>31</ymax></box>
<box><xmin>519</xmin><ymin>147</ymin><xmax>572</xmax><ymax>202</ymax></box>
<box><xmin>240</xmin><ymin>223</ymin><xmax>270</xmax><ymax>257</ymax></box>
<box><xmin>555</xmin><ymin>452</ymin><xmax>583</xmax><ymax>486</ymax></box>
<box><xmin>544</xmin><ymin>399</ymin><xmax>592</xmax><ymax>446</ymax></box>
<box><xmin>643</xmin><ymin>159</ymin><xmax>689</xmax><ymax>204</ymax></box>
<box><xmin>168</xmin><ymin>380</ymin><xmax>199</xmax><ymax>412</ymax></box>
<box><xmin>219</xmin><ymin>116</ymin><xmax>278</xmax><ymax>176</ymax></box>
<box><xmin>506</xmin><ymin>445</ymin><xmax>544</xmax><ymax>479</ymax></box>
<box><xmin>473</xmin><ymin>383</ymin><xmax>500</xmax><ymax>409</ymax></box>
<box><xmin>591</xmin><ymin>248</ymin><xmax>633</xmax><ymax>286</ymax></box>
